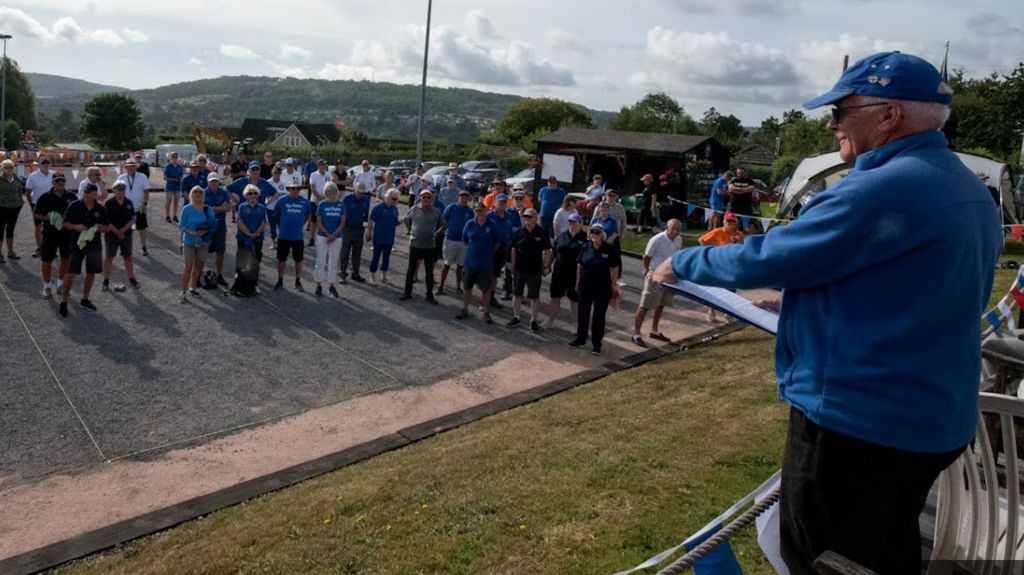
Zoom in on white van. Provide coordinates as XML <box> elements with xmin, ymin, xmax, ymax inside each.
<box><xmin>155</xmin><ymin>144</ymin><xmax>199</xmax><ymax>166</ymax></box>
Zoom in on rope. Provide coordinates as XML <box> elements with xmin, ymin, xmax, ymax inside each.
<box><xmin>655</xmin><ymin>486</ymin><xmax>781</xmax><ymax>575</ymax></box>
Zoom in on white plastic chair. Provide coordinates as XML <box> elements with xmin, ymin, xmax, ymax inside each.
<box><xmin>929</xmin><ymin>392</ymin><xmax>1024</xmax><ymax>574</ymax></box>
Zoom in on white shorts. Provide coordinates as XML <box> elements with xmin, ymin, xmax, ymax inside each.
<box><xmin>639</xmin><ymin>271</ymin><xmax>674</xmax><ymax>310</ymax></box>
<box><xmin>442</xmin><ymin>238</ymin><xmax>466</xmax><ymax>266</ymax></box>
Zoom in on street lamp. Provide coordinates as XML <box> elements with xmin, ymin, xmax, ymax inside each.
<box><xmin>0</xmin><ymin>34</ymin><xmax>11</xmax><ymax>153</ymax></box>
<box><xmin>414</xmin><ymin>0</ymin><xmax>432</xmax><ymax>168</ymax></box>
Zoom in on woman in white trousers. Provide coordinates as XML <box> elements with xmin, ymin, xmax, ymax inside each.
<box><xmin>313</xmin><ymin>182</ymin><xmax>344</xmax><ymax>298</ymax></box>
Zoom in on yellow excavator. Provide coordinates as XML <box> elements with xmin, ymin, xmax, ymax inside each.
<box><xmin>188</xmin><ymin>122</ymin><xmax>254</xmax><ymax>157</ymax></box>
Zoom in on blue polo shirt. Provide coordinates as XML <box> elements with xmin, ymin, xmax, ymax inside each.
<box><xmin>274</xmin><ymin>194</ymin><xmax>311</xmax><ymax>241</ymax></box>
<box><xmin>538</xmin><ymin>185</ymin><xmax>566</xmax><ymax>219</ymax></box>
<box><xmin>462</xmin><ymin>218</ymin><xmax>499</xmax><ymax>271</ymax></box>
<box><xmin>370</xmin><ymin>202</ymin><xmax>400</xmax><ymax>245</ymax></box>
<box><xmin>180</xmin><ymin>172</ymin><xmax>203</xmax><ymax>196</ymax></box>
<box><xmin>591</xmin><ymin>215</ymin><xmax>618</xmax><ymax>237</ymax></box>
<box><xmin>163</xmin><ymin>163</ymin><xmax>184</xmax><ymax>193</ymax></box>
<box><xmin>225</xmin><ymin>177</ymin><xmax>276</xmax><ymax>205</ymax></box>
<box><xmin>487</xmin><ymin>209</ymin><xmax>514</xmax><ymax>246</ymax></box>
<box><xmin>710</xmin><ymin>176</ymin><xmax>728</xmax><ymax>210</ymax></box>
<box><xmin>342</xmin><ymin>192</ymin><xmax>371</xmax><ymax>228</ymax></box>
<box><xmin>443</xmin><ymin>203</ymin><xmax>474</xmax><ymax>241</ymax></box>
<box><xmin>179</xmin><ymin>204</ymin><xmax>216</xmax><ymax>248</ymax></box>
<box><xmin>316</xmin><ymin>199</ymin><xmax>345</xmax><ymax>236</ymax></box>
<box><xmin>203</xmin><ymin>186</ymin><xmax>232</xmax><ymax>231</ymax></box>
<box><xmin>236</xmin><ymin>202</ymin><xmax>267</xmax><ymax>242</ymax></box>
<box><xmin>304</xmin><ymin>161</ymin><xmax>318</xmax><ymax>177</ymax></box>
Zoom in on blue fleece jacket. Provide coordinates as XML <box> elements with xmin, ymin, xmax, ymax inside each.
<box><xmin>671</xmin><ymin>130</ymin><xmax>1001</xmax><ymax>453</ymax></box>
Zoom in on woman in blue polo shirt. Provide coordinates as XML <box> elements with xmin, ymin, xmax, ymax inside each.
<box><xmin>367</xmin><ymin>188</ymin><xmax>400</xmax><ymax>285</ymax></box>
<box><xmin>178</xmin><ymin>186</ymin><xmax>216</xmax><ymax>302</ymax></box>
<box><xmin>314</xmin><ymin>182</ymin><xmax>345</xmax><ymax>297</ymax></box>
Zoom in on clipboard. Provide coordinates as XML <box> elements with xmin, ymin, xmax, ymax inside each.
<box><xmin>662</xmin><ymin>280</ymin><xmax>779</xmax><ymax>335</ymax></box>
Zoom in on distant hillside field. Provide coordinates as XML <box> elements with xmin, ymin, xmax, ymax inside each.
<box><xmin>29</xmin><ymin>74</ymin><xmax>614</xmax><ymax>144</ymax></box>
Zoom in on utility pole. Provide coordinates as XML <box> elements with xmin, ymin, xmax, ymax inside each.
<box><xmin>0</xmin><ymin>34</ymin><xmax>12</xmax><ymax>152</ymax></box>
<box><xmin>415</xmin><ymin>0</ymin><xmax>432</xmax><ymax>168</ymax></box>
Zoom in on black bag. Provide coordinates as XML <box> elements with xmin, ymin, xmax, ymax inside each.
<box><xmin>230</xmin><ymin>247</ymin><xmax>260</xmax><ymax>297</ymax></box>
<box><xmin>200</xmin><ymin>269</ymin><xmax>219</xmax><ymax>289</ymax></box>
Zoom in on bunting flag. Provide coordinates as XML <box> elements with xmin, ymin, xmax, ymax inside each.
<box><xmin>760</xmin><ymin>217</ymin><xmax>772</xmax><ymax>230</ymax></box>
<box><xmin>703</xmin><ymin>208</ymin><xmax>712</xmax><ymax>223</ymax></box>
<box><xmin>101</xmin><ymin>168</ymin><xmax>108</xmax><ymax>177</ymax></box>
<box><xmin>987</xmin><ymin>311</ymin><xmax>1003</xmax><ymax>330</ymax></box>
<box><xmin>999</xmin><ymin>301</ymin><xmax>1016</xmax><ymax>332</ymax></box>
<box><xmin>72</xmin><ymin>169</ymin><xmax>80</xmax><ymax>180</ymax></box>
<box><xmin>687</xmin><ymin>204</ymin><xmax>696</xmax><ymax>216</ymax></box>
<box><xmin>740</xmin><ymin>216</ymin><xmax>750</xmax><ymax>230</ymax></box>
<box><xmin>113</xmin><ymin>166</ymin><xmax>121</xmax><ymax>175</ymax></box>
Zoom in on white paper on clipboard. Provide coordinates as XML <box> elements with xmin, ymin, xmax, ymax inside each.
<box><xmin>541</xmin><ymin>154</ymin><xmax>574</xmax><ymax>183</ymax></box>
<box><xmin>662</xmin><ymin>280</ymin><xmax>779</xmax><ymax>335</ymax></box>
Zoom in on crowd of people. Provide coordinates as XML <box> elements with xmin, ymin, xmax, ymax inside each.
<box><xmin>0</xmin><ymin>149</ymin><xmax>755</xmax><ymax>354</ymax></box>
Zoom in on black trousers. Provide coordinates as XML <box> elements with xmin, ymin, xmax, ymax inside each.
<box><xmin>780</xmin><ymin>408</ymin><xmax>964</xmax><ymax>575</ymax></box>
<box><xmin>339</xmin><ymin>227</ymin><xmax>364</xmax><ymax>277</ymax></box>
<box><xmin>404</xmin><ymin>246</ymin><xmax>436</xmax><ymax>296</ymax></box>
<box><xmin>576</xmin><ymin>288</ymin><xmax>610</xmax><ymax>348</ymax></box>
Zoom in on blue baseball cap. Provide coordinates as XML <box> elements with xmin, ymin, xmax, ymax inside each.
<box><xmin>803</xmin><ymin>51</ymin><xmax>953</xmax><ymax>109</ymax></box>
<box><xmin>248</xmin><ymin>160</ymin><xmax>260</xmax><ymax>169</ymax></box>
<box><xmin>496</xmin><ymin>194</ymin><xmax>508</xmax><ymax>202</ymax></box>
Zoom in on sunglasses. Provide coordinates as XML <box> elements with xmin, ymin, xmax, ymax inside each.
<box><xmin>589</xmin><ymin>230</ymin><xmax>602</xmax><ymax>235</ymax></box>
<box><xmin>830</xmin><ymin>101</ymin><xmax>890</xmax><ymax>124</ymax></box>
<box><xmin>41</xmin><ymin>161</ymin><xmax>50</xmax><ymax>165</ymax></box>
<box><xmin>244</xmin><ymin>193</ymin><xmax>259</xmax><ymax>197</ymax></box>
<box><xmin>523</xmin><ymin>215</ymin><xmax>535</xmax><ymax>219</ymax></box>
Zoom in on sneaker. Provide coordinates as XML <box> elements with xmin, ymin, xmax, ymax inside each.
<box><xmin>173</xmin><ymin>216</ymin><xmax>179</xmax><ymax>223</ymax></box>
<box><xmin>351</xmin><ymin>275</ymin><xmax>366</xmax><ymax>283</ymax></box>
<box><xmin>329</xmin><ymin>286</ymin><xmax>340</xmax><ymax>298</ymax></box>
<box><xmin>399</xmin><ymin>293</ymin><xmax>412</xmax><ymax>301</ymax></box>
<box><xmin>31</xmin><ymin>249</ymin><xmax>39</xmax><ymax>258</ymax></box>
<box><xmin>568</xmin><ymin>339</ymin><xmax>586</xmax><ymax>348</ymax></box>
<box><xmin>456</xmin><ymin>287</ymin><xmax>463</xmax><ymax>294</ymax></box>
<box><xmin>113</xmin><ymin>284</ymin><xmax>127</xmax><ymax>293</ymax></box>
<box><xmin>189</xmin><ymin>287</ymin><xmax>202</xmax><ymax>296</ymax></box>
<box><xmin>381</xmin><ymin>275</ymin><xmax>390</xmax><ymax>285</ymax></box>
<box><xmin>338</xmin><ymin>276</ymin><xmax>348</xmax><ymax>285</ymax></box>
<box><xmin>369</xmin><ymin>275</ymin><xmax>378</xmax><ymax>285</ymax></box>
<box><xmin>56</xmin><ymin>279</ymin><xmax>63</xmax><ymax>290</ymax></box>
<box><xmin>274</xmin><ymin>278</ymin><xmax>284</xmax><ymax>291</ymax></box>
<box><xmin>101</xmin><ymin>280</ymin><xmax>111</xmax><ymax>292</ymax></box>
<box><xmin>7</xmin><ymin>251</ymin><xmax>20</xmax><ymax>260</ymax></box>
<box><xmin>649</xmin><ymin>332</ymin><xmax>671</xmax><ymax>342</ymax></box>
<box><xmin>295</xmin><ymin>281</ymin><xmax>304</xmax><ymax>292</ymax></box>
<box><xmin>530</xmin><ymin>320</ymin><xmax>540</xmax><ymax>333</ymax></box>
<box><xmin>483</xmin><ymin>313</ymin><xmax>494</xmax><ymax>324</ymax></box>
<box><xmin>42</xmin><ymin>284</ymin><xmax>52</xmax><ymax>298</ymax></box>
<box><xmin>129</xmin><ymin>277</ymin><xmax>139</xmax><ymax>288</ymax></box>
<box><xmin>631</xmin><ymin>334</ymin><xmax>648</xmax><ymax>348</ymax></box>
<box><xmin>506</xmin><ymin>317</ymin><xmax>522</xmax><ymax>327</ymax></box>
<box><xmin>490</xmin><ymin>298</ymin><xmax>503</xmax><ymax>310</ymax></box>
<box><xmin>501</xmin><ymin>293</ymin><xmax>513</xmax><ymax>301</ymax></box>
<box><xmin>307</xmin><ymin>238</ymin><xmax>315</xmax><ymax>247</ymax></box>
<box><xmin>425</xmin><ymin>294</ymin><xmax>439</xmax><ymax>305</ymax></box>
<box><xmin>142</xmin><ymin>247</ymin><xmax>149</xmax><ymax>256</ymax></box>
<box><xmin>179</xmin><ymin>291</ymin><xmax>188</xmax><ymax>303</ymax></box>
<box><xmin>591</xmin><ymin>346</ymin><xmax>602</xmax><ymax>355</ymax></box>
<box><xmin>435</xmin><ymin>286</ymin><xmax>444</xmax><ymax>296</ymax></box>
<box><xmin>80</xmin><ymin>299</ymin><xmax>97</xmax><ymax>311</ymax></box>
<box><xmin>217</xmin><ymin>274</ymin><xmax>229</xmax><ymax>287</ymax></box>
<box><xmin>59</xmin><ymin>302</ymin><xmax>68</xmax><ymax>317</ymax></box>
<box><xmin>315</xmin><ymin>285</ymin><xmax>323</xmax><ymax>297</ymax></box>
<box><xmin>0</xmin><ymin>255</ymin><xmax>5</xmax><ymax>264</ymax></box>
<box><xmin>165</xmin><ymin>216</ymin><xmax>172</xmax><ymax>223</ymax></box>
<box><xmin>455</xmin><ymin>310</ymin><xmax>470</xmax><ymax>320</ymax></box>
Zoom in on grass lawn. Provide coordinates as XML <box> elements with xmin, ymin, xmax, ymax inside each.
<box><xmin>61</xmin><ymin>330</ymin><xmax>786</xmax><ymax>575</ymax></box>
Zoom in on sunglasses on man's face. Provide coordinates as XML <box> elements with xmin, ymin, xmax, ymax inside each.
<box><xmin>830</xmin><ymin>101</ymin><xmax>890</xmax><ymax>124</ymax></box>
<box><xmin>590</xmin><ymin>230</ymin><xmax>602</xmax><ymax>235</ymax></box>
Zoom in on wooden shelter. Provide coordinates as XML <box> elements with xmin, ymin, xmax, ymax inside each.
<box><xmin>534</xmin><ymin>127</ymin><xmax>731</xmax><ymax>196</ymax></box>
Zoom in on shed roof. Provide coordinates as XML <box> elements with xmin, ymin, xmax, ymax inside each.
<box><xmin>237</xmin><ymin>118</ymin><xmax>341</xmax><ymax>145</ymax></box>
<box><xmin>537</xmin><ymin>127</ymin><xmax>714</xmax><ymax>155</ymax></box>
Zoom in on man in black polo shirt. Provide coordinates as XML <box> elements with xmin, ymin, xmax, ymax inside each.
<box><xmin>727</xmin><ymin>167</ymin><xmax>758</xmax><ymax>216</ymax></box>
<box><xmin>230</xmin><ymin>151</ymin><xmax>248</xmax><ymax>180</ymax></box>
<box><xmin>34</xmin><ymin>172</ymin><xmax>74</xmax><ymax>298</ymax></box>
<box><xmin>102</xmin><ymin>180</ymin><xmax>138</xmax><ymax>292</ymax></box>
<box><xmin>60</xmin><ymin>184</ymin><xmax>109</xmax><ymax>317</ymax></box>
<box><xmin>507</xmin><ymin>208</ymin><xmax>551</xmax><ymax>332</ymax></box>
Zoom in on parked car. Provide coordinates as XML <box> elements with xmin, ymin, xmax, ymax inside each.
<box><xmin>425</xmin><ymin>164</ymin><xmax>467</xmax><ymax>188</ymax></box>
<box><xmin>156</xmin><ymin>144</ymin><xmax>199</xmax><ymax>166</ymax></box>
<box><xmin>420</xmin><ymin>161</ymin><xmax>446</xmax><ymax>171</ymax></box>
<box><xmin>464</xmin><ymin>169</ymin><xmax>504</xmax><ymax>195</ymax></box>
<box><xmin>460</xmin><ymin>160</ymin><xmax>500</xmax><ymax>172</ymax></box>
<box><xmin>505</xmin><ymin>167</ymin><xmax>538</xmax><ymax>197</ymax></box>
<box><xmin>388</xmin><ymin>159</ymin><xmax>418</xmax><ymax>171</ymax></box>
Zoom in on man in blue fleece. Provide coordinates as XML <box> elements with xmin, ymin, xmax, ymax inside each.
<box><xmin>654</xmin><ymin>52</ymin><xmax>1001</xmax><ymax>573</ymax></box>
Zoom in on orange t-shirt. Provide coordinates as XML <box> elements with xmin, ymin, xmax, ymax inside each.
<box><xmin>700</xmin><ymin>227</ymin><xmax>745</xmax><ymax>246</ymax></box>
<box><xmin>483</xmin><ymin>191</ymin><xmax>497</xmax><ymax>209</ymax></box>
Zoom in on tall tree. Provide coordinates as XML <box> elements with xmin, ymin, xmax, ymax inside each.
<box><xmin>609</xmin><ymin>92</ymin><xmax>699</xmax><ymax>134</ymax></box>
<box><xmin>946</xmin><ymin>65</ymin><xmax>1024</xmax><ymax>163</ymax></box>
<box><xmin>493</xmin><ymin>98</ymin><xmax>595</xmax><ymax>151</ymax></box>
<box><xmin>0</xmin><ymin>57</ymin><xmax>37</xmax><ymax>133</ymax></box>
<box><xmin>80</xmin><ymin>93</ymin><xmax>145</xmax><ymax>150</ymax></box>
<box><xmin>699</xmin><ymin>107</ymin><xmax>746</xmax><ymax>151</ymax></box>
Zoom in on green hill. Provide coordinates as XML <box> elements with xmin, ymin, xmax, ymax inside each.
<box><xmin>26</xmin><ymin>72</ymin><xmax>125</xmax><ymax>99</ymax></box>
<box><xmin>30</xmin><ymin>74</ymin><xmax>614</xmax><ymax>144</ymax></box>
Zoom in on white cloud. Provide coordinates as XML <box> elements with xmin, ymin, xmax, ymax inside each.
<box><xmin>279</xmin><ymin>43</ymin><xmax>312</xmax><ymax>61</ymax></box>
<box><xmin>52</xmin><ymin>16</ymin><xmax>85</xmax><ymax>43</ymax></box>
<box><xmin>122</xmin><ymin>28</ymin><xmax>149</xmax><ymax>43</ymax></box>
<box><xmin>0</xmin><ymin>7</ymin><xmax>54</xmax><ymax>43</ymax></box>
<box><xmin>188</xmin><ymin>57</ymin><xmax>203</xmax><ymax>66</ymax></box>
<box><xmin>644</xmin><ymin>28</ymin><xmax>797</xmax><ymax>88</ymax></box>
<box><xmin>220</xmin><ymin>44</ymin><xmax>260</xmax><ymax>60</ymax></box>
<box><xmin>463</xmin><ymin>10</ymin><xmax>494</xmax><ymax>37</ymax></box>
<box><xmin>796</xmin><ymin>34</ymin><xmax>913</xmax><ymax>93</ymax></box>
<box><xmin>546</xmin><ymin>28</ymin><xmax>586</xmax><ymax>53</ymax></box>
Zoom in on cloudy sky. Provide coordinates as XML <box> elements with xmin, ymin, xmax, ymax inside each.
<box><xmin>0</xmin><ymin>0</ymin><xmax>1020</xmax><ymax>124</ymax></box>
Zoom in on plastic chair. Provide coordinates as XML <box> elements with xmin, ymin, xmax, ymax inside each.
<box><xmin>929</xmin><ymin>392</ymin><xmax>1024</xmax><ymax>574</ymax></box>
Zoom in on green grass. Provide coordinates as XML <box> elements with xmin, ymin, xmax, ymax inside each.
<box><xmin>61</xmin><ymin>330</ymin><xmax>786</xmax><ymax>575</ymax></box>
